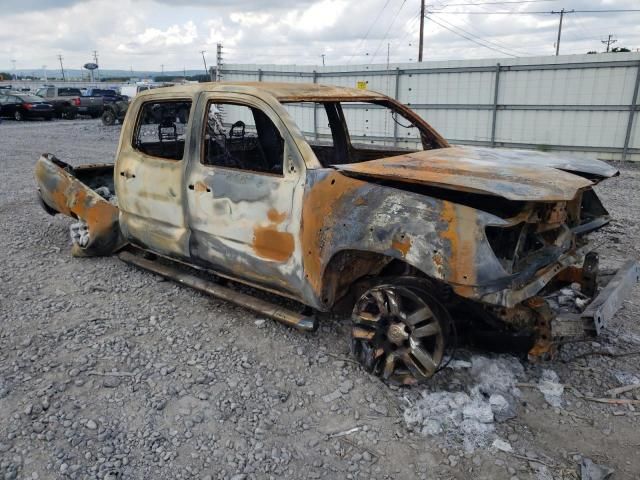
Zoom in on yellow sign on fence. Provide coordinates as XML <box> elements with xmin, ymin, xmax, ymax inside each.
<box><xmin>356</xmin><ymin>81</ymin><xmax>367</xmax><ymax>90</ymax></box>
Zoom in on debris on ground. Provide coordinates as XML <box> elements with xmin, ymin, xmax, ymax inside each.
<box><xmin>94</xmin><ymin>185</ymin><xmax>118</xmax><ymax>206</ymax></box>
<box><xmin>538</xmin><ymin>369</ymin><xmax>564</xmax><ymax>407</ymax></box>
<box><xmin>69</xmin><ymin>220</ymin><xmax>89</xmax><ymax>247</ymax></box>
<box><xmin>403</xmin><ymin>355</ymin><xmax>523</xmax><ymax>452</ymax></box>
<box><xmin>580</xmin><ymin>457</ymin><xmax>615</xmax><ymax>480</ymax></box>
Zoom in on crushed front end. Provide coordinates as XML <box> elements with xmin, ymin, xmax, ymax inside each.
<box><xmin>455</xmin><ymin>187</ymin><xmax>639</xmax><ymax>359</ymax></box>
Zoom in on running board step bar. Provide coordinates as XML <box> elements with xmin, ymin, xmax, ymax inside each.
<box><xmin>118</xmin><ymin>250</ymin><xmax>318</xmax><ymax>332</ymax></box>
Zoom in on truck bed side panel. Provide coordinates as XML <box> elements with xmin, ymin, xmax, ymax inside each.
<box><xmin>34</xmin><ymin>154</ymin><xmax>125</xmax><ymax>256</ymax></box>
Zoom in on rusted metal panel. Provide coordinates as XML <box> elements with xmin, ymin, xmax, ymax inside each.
<box><xmin>34</xmin><ymin>154</ymin><xmax>125</xmax><ymax>256</ymax></box>
<box><xmin>299</xmin><ymin>169</ymin><xmax>509</xmax><ymax>308</ymax></box>
<box><xmin>34</xmin><ymin>81</ymin><xmax>636</xmax><ymax>331</ymax></box>
<box><xmin>334</xmin><ymin>146</ymin><xmax>607</xmax><ymax>202</ymax></box>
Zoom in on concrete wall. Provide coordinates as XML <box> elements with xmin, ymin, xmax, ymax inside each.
<box><xmin>221</xmin><ymin>53</ymin><xmax>640</xmax><ymax>161</ymax></box>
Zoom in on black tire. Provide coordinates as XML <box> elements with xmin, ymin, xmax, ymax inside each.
<box><xmin>101</xmin><ymin>110</ymin><xmax>116</xmax><ymax>126</ymax></box>
<box><xmin>44</xmin><ymin>115</ymin><xmax>53</xmax><ymax>121</ymax></box>
<box><xmin>63</xmin><ymin>107</ymin><xmax>77</xmax><ymax>120</ymax></box>
<box><xmin>14</xmin><ymin>110</ymin><xmax>24</xmax><ymax>121</ymax></box>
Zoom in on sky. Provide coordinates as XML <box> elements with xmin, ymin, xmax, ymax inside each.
<box><xmin>1</xmin><ymin>0</ymin><xmax>639</xmax><ymax>73</ymax></box>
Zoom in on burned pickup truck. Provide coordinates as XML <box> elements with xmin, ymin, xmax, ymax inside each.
<box><xmin>35</xmin><ymin>82</ymin><xmax>639</xmax><ymax>385</ymax></box>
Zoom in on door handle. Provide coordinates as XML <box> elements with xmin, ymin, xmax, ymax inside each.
<box><xmin>120</xmin><ymin>171</ymin><xmax>136</xmax><ymax>179</ymax></box>
<box><xmin>188</xmin><ymin>184</ymin><xmax>211</xmax><ymax>193</ymax></box>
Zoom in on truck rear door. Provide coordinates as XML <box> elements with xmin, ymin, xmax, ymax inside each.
<box><xmin>115</xmin><ymin>94</ymin><xmax>194</xmax><ymax>259</ymax></box>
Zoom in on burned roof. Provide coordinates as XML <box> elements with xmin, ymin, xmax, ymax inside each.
<box><xmin>137</xmin><ymin>81</ymin><xmax>386</xmax><ymax>102</ymax></box>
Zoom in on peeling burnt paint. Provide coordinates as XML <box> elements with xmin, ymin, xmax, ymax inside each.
<box><xmin>35</xmin><ymin>155</ymin><xmax>125</xmax><ymax>256</ymax></box>
<box><xmin>253</xmin><ymin>209</ymin><xmax>295</xmax><ymax>262</ymax></box>
<box><xmin>34</xmin><ymin>81</ymin><xmax>631</xmax><ymax>323</ymax></box>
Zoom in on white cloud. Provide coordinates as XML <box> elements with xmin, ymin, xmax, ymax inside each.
<box><xmin>0</xmin><ymin>0</ymin><xmax>639</xmax><ymax>72</ymax></box>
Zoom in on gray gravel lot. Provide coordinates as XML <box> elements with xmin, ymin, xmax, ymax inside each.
<box><xmin>1</xmin><ymin>118</ymin><xmax>640</xmax><ymax>480</ymax></box>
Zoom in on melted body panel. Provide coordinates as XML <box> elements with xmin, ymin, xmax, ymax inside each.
<box><xmin>333</xmin><ymin>146</ymin><xmax>615</xmax><ymax>201</ymax></box>
<box><xmin>35</xmin><ymin>155</ymin><xmax>125</xmax><ymax>256</ymax></box>
<box><xmin>34</xmin><ymin>81</ymin><xmax>632</xmax><ymax>322</ymax></box>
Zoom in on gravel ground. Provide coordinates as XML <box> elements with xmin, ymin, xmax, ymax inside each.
<box><xmin>1</xmin><ymin>118</ymin><xmax>640</xmax><ymax>480</ymax></box>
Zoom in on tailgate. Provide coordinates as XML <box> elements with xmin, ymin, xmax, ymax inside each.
<box><xmin>34</xmin><ymin>154</ymin><xmax>125</xmax><ymax>256</ymax></box>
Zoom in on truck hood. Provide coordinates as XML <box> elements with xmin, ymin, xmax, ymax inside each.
<box><xmin>333</xmin><ymin>146</ymin><xmax>619</xmax><ymax>202</ymax></box>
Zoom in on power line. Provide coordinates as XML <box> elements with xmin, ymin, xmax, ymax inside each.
<box><xmin>426</xmin><ymin>14</ymin><xmax>519</xmax><ymax>56</ymax></box>
<box><xmin>438</xmin><ymin>0</ymin><xmax>556</xmax><ymax>5</ymax></box>
<box><xmin>419</xmin><ymin>0</ymin><xmax>425</xmax><ymax>61</ymax></box>
<box><xmin>369</xmin><ymin>0</ymin><xmax>408</xmax><ymax>63</ymax></box>
<box><xmin>346</xmin><ymin>0</ymin><xmax>392</xmax><ymax>64</ymax></box>
<box><xmin>429</xmin><ymin>12</ymin><xmax>533</xmax><ymax>56</ymax></box>
<box><xmin>431</xmin><ymin>9</ymin><xmax>640</xmax><ymax>14</ymax></box>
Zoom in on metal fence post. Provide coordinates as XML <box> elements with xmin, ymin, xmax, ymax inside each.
<box><xmin>258</xmin><ymin>68</ymin><xmax>263</xmax><ymax>82</ymax></box>
<box><xmin>622</xmin><ymin>61</ymin><xmax>640</xmax><ymax>161</ymax></box>
<box><xmin>490</xmin><ymin>63</ymin><xmax>501</xmax><ymax>147</ymax></box>
<box><xmin>313</xmin><ymin>70</ymin><xmax>318</xmax><ymax>140</ymax></box>
<box><xmin>393</xmin><ymin>67</ymin><xmax>400</xmax><ymax>147</ymax></box>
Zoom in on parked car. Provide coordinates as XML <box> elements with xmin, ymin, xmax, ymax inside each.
<box><xmin>101</xmin><ymin>97</ymin><xmax>129</xmax><ymax>125</ymax></box>
<box><xmin>83</xmin><ymin>88</ymin><xmax>120</xmax><ymax>101</ymax></box>
<box><xmin>119</xmin><ymin>83</ymin><xmax>166</xmax><ymax>99</ymax></box>
<box><xmin>0</xmin><ymin>93</ymin><xmax>54</xmax><ymax>120</ymax></box>
<box><xmin>33</xmin><ymin>86</ymin><xmax>79</xmax><ymax>119</ymax></box>
<box><xmin>34</xmin><ymin>82</ymin><xmax>639</xmax><ymax>385</ymax></box>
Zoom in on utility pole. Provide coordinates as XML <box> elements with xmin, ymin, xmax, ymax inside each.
<box><xmin>57</xmin><ymin>54</ymin><xmax>66</xmax><ymax>81</ymax></box>
<box><xmin>200</xmin><ymin>50</ymin><xmax>208</xmax><ymax>78</ymax></box>
<box><xmin>320</xmin><ymin>54</ymin><xmax>326</xmax><ymax>66</ymax></box>
<box><xmin>601</xmin><ymin>34</ymin><xmax>617</xmax><ymax>52</ymax></box>
<box><xmin>161</xmin><ymin>64</ymin><xmax>164</xmax><ymax>75</ymax></box>
<box><xmin>551</xmin><ymin>9</ymin><xmax>574</xmax><ymax>56</ymax></box>
<box><xmin>386</xmin><ymin>43</ymin><xmax>390</xmax><ymax>69</ymax></box>
<box><xmin>418</xmin><ymin>0</ymin><xmax>425</xmax><ymax>62</ymax></box>
<box><xmin>93</xmin><ymin>50</ymin><xmax>100</xmax><ymax>81</ymax></box>
<box><xmin>11</xmin><ymin>59</ymin><xmax>16</xmax><ymax>80</ymax></box>
<box><xmin>215</xmin><ymin>43</ymin><xmax>223</xmax><ymax>82</ymax></box>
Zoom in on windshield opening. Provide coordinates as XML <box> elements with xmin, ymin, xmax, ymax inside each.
<box><xmin>281</xmin><ymin>100</ymin><xmax>444</xmax><ymax>167</ymax></box>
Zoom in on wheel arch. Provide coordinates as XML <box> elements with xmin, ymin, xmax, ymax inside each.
<box><xmin>320</xmin><ymin>248</ymin><xmax>442</xmax><ymax>309</ymax></box>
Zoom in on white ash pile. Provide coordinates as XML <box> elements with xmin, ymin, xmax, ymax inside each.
<box><xmin>403</xmin><ymin>355</ymin><xmax>524</xmax><ymax>452</ymax></box>
<box><xmin>545</xmin><ymin>282</ymin><xmax>590</xmax><ymax>312</ymax></box>
<box><xmin>95</xmin><ymin>185</ymin><xmax>118</xmax><ymax>206</ymax></box>
<box><xmin>69</xmin><ymin>221</ymin><xmax>90</xmax><ymax>247</ymax></box>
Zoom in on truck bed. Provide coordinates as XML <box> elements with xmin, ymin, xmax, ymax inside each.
<box><xmin>34</xmin><ymin>154</ymin><xmax>125</xmax><ymax>256</ymax></box>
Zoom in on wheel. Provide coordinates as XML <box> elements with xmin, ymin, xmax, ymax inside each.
<box><xmin>44</xmin><ymin>115</ymin><xmax>53</xmax><ymax>121</ymax></box>
<box><xmin>14</xmin><ymin>110</ymin><xmax>24</xmax><ymax>121</ymax></box>
<box><xmin>63</xmin><ymin>107</ymin><xmax>77</xmax><ymax>120</ymax></box>
<box><xmin>351</xmin><ymin>279</ymin><xmax>449</xmax><ymax>385</ymax></box>
<box><xmin>101</xmin><ymin>110</ymin><xmax>116</xmax><ymax>126</ymax></box>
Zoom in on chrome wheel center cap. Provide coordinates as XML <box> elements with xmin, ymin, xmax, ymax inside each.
<box><xmin>387</xmin><ymin>322</ymin><xmax>409</xmax><ymax>345</ymax></box>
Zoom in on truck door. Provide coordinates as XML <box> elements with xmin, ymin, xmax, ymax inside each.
<box><xmin>185</xmin><ymin>92</ymin><xmax>307</xmax><ymax>298</ymax></box>
<box><xmin>115</xmin><ymin>95</ymin><xmax>194</xmax><ymax>259</ymax></box>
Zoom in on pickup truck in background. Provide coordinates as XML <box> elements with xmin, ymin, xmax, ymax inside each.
<box><xmin>33</xmin><ymin>86</ymin><xmax>79</xmax><ymax>119</ymax></box>
<box><xmin>35</xmin><ymin>86</ymin><xmax>118</xmax><ymax>119</ymax></box>
<box><xmin>34</xmin><ymin>82</ymin><xmax>640</xmax><ymax>385</ymax></box>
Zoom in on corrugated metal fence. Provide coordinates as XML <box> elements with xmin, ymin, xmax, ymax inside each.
<box><xmin>220</xmin><ymin>53</ymin><xmax>640</xmax><ymax>161</ymax></box>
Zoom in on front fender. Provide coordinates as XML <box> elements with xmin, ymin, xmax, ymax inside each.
<box><xmin>301</xmin><ymin>170</ymin><xmax>509</xmax><ymax>305</ymax></box>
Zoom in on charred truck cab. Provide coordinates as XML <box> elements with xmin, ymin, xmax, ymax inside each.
<box><xmin>35</xmin><ymin>82</ymin><xmax>639</xmax><ymax>385</ymax></box>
